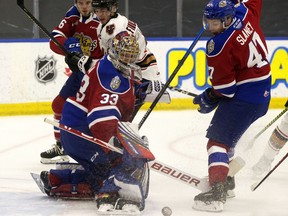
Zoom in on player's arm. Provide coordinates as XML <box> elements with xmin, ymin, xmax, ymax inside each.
<box><xmin>49</xmin><ymin>16</ymin><xmax>71</xmax><ymax>55</ymax></box>
<box><xmin>135</xmin><ymin>29</ymin><xmax>160</xmax><ymax>81</ymax></box>
<box><xmin>50</xmin><ymin>6</ymin><xmax>80</xmax><ymax>55</ymax></box>
<box><xmin>49</xmin><ymin>34</ymin><xmax>67</xmax><ymax>55</ymax></box>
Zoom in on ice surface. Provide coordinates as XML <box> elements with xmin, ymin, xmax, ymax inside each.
<box><xmin>0</xmin><ymin>110</ymin><xmax>287</xmax><ymax>215</ymax></box>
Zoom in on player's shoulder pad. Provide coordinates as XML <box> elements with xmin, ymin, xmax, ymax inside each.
<box><xmin>207</xmin><ymin>6</ymin><xmax>247</xmax><ymax>56</ymax></box>
<box><xmin>97</xmin><ymin>56</ymin><xmax>131</xmax><ymax>93</ymax></box>
<box><xmin>92</xmin><ymin>14</ymin><xmax>101</xmax><ymax>23</ymax></box>
<box><xmin>110</xmin><ymin>13</ymin><xmax>129</xmax><ymax>28</ymax></box>
<box><xmin>65</xmin><ymin>5</ymin><xmax>80</xmax><ymax>18</ymax></box>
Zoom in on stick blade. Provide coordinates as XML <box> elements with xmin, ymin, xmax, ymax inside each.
<box><xmin>228</xmin><ymin>156</ymin><xmax>246</xmax><ymax>177</ymax></box>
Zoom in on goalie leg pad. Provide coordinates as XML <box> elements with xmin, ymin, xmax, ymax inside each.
<box><xmin>56</xmin><ymin>162</ymin><xmax>84</xmax><ymax>170</ymax></box>
<box><xmin>50</xmin><ymin>183</ymin><xmax>94</xmax><ymax>199</ymax></box>
<box><xmin>114</xmin><ymin>162</ymin><xmax>150</xmax><ymax>211</ymax></box>
<box><xmin>47</xmin><ymin>168</ymin><xmax>94</xmax><ymax>198</ymax></box>
<box><xmin>96</xmin><ymin>162</ymin><xmax>150</xmax><ymax>211</ymax></box>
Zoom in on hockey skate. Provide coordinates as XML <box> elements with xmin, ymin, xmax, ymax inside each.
<box><xmin>193</xmin><ymin>182</ymin><xmax>227</xmax><ymax>212</ymax></box>
<box><xmin>252</xmin><ymin>155</ymin><xmax>273</xmax><ymax>176</ymax></box>
<box><xmin>40</xmin><ymin>142</ymin><xmax>69</xmax><ymax>164</ymax></box>
<box><xmin>226</xmin><ymin>176</ymin><xmax>235</xmax><ymax>198</ymax></box>
<box><xmin>95</xmin><ymin>193</ymin><xmax>141</xmax><ymax>216</ymax></box>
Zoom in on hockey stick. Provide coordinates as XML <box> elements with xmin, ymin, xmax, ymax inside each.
<box><xmin>166</xmin><ymin>85</ymin><xmax>197</xmax><ymax>97</ymax></box>
<box><xmin>138</xmin><ymin>27</ymin><xmax>205</xmax><ymax>129</ymax></box>
<box><xmin>251</xmin><ymin>152</ymin><xmax>288</xmax><ymax>191</ymax></box>
<box><xmin>17</xmin><ymin>0</ymin><xmax>69</xmax><ymax>55</ymax></box>
<box><xmin>44</xmin><ymin>118</ymin><xmax>244</xmax><ymax>192</ymax></box>
<box><xmin>245</xmin><ymin>100</ymin><xmax>288</xmax><ymax>151</ymax></box>
<box><xmin>44</xmin><ymin>118</ymin><xmax>123</xmax><ymax>154</ymax></box>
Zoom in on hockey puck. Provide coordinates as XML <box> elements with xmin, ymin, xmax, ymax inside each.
<box><xmin>162</xmin><ymin>206</ymin><xmax>172</xmax><ymax>216</ymax></box>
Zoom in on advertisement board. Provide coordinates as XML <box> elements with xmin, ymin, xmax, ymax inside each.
<box><xmin>0</xmin><ymin>38</ymin><xmax>287</xmax><ymax>115</ymax></box>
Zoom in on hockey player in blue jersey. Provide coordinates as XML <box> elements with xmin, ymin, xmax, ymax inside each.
<box><xmin>192</xmin><ymin>0</ymin><xmax>271</xmax><ymax>212</ymax></box>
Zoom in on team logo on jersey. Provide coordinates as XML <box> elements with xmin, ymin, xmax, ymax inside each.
<box><xmin>110</xmin><ymin>76</ymin><xmax>121</xmax><ymax>90</ymax></box>
<box><xmin>219</xmin><ymin>0</ymin><xmax>227</xmax><ymax>8</ymax></box>
<box><xmin>207</xmin><ymin>40</ymin><xmax>215</xmax><ymax>54</ymax></box>
<box><xmin>106</xmin><ymin>24</ymin><xmax>116</xmax><ymax>35</ymax></box>
<box><xmin>75</xmin><ymin>32</ymin><xmax>98</xmax><ymax>55</ymax></box>
<box><xmin>35</xmin><ymin>56</ymin><xmax>56</xmax><ymax>83</ymax></box>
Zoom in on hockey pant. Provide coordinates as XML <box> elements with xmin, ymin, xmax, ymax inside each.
<box><xmin>52</xmin><ymin>72</ymin><xmax>84</xmax><ymax>141</ymax></box>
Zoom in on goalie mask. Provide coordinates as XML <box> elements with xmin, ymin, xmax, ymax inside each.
<box><xmin>108</xmin><ymin>31</ymin><xmax>141</xmax><ymax>80</ymax></box>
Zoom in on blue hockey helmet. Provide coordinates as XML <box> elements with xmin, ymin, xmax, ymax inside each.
<box><xmin>203</xmin><ymin>0</ymin><xmax>236</xmax><ymax>29</ymax></box>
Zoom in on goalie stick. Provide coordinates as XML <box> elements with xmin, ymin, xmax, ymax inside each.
<box><xmin>138</xmin><ymin>27</ymin><xmax>205</xmax><ymax>129</ymax></box>
<box><xmin>44</xmin><ymin>118</ymin><xmax>245</xmax><ymax>192</ymax></box>
<box><xmin>17</xmin><ymin>0</ymin><xmax>68</xmax><ymax>55</ymax></box>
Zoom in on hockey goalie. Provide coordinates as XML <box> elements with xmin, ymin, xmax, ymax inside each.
<box><xmin>35</xmin><ymin>32</ymin><xmax>155</xmax><ymax>215</ymax></box>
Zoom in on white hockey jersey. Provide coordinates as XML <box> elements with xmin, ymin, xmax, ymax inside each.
<box><xmin>98</xmin><ymin>13</ymin><xmax>160</xmax><ymax>80</ymax></box>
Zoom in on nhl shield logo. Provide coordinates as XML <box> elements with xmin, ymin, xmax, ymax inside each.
<box><xmin>35</xmin><ymin>56</ymin><xmax>57</xmax><ymax>83</ymax></box>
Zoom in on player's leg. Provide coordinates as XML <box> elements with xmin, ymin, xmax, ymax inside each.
<box><xmin>252</xmin><ymin>112</ymin><xmax>288</xmax><ymax>175</ymax></box>
<box><xmin>95</xmin><ymin>149</ymin><xmax>149</xmax><ymax>214</ymax></box>
<box><xmin>40</xmin><ymin>72</ymin><xmax>84</xmax><ymax>164</ymax></box>
<box><xmin>39</xmin><ymin>126</ymin><xmax>120</xmax><ymax>199</ymax></box>
<box><xmin>193</xmin><ymin>99</ymin><xmax>269</xmax><ymax>212</ymax></box>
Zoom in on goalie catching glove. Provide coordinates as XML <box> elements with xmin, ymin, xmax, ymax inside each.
<box><xmin>135</xmin><ymin>80</ymin><xmax>171</xmax><ymax>106</ymax></box>
<box><xmin>65</xmin><ymin>52</ymin><xmax>92</xmax><ymax>73</ymax></box>
<box><xmin>193</xmin><ymin>88</ymin><xmax>221</xmax><ymax>113</ymax></box>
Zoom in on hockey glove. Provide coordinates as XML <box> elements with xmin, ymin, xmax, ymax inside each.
<box><xmin>65</xmin><ymin>52</ymin><xmax>92</xmax><ymax>73</ymax></box>
<box><xmin>134</xmin><ymin>80</ymin><xmax>150</xmax><ymax>106</ymax></box>
<box><xmin>64</xmin><ymin>37</ymin><xmax>82</xmax><ymax>54</ymax></box>
<box><xmin>193</xmin><ymin>88</ymin><xmax>220</xmax><ymax>114</ymax></box>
